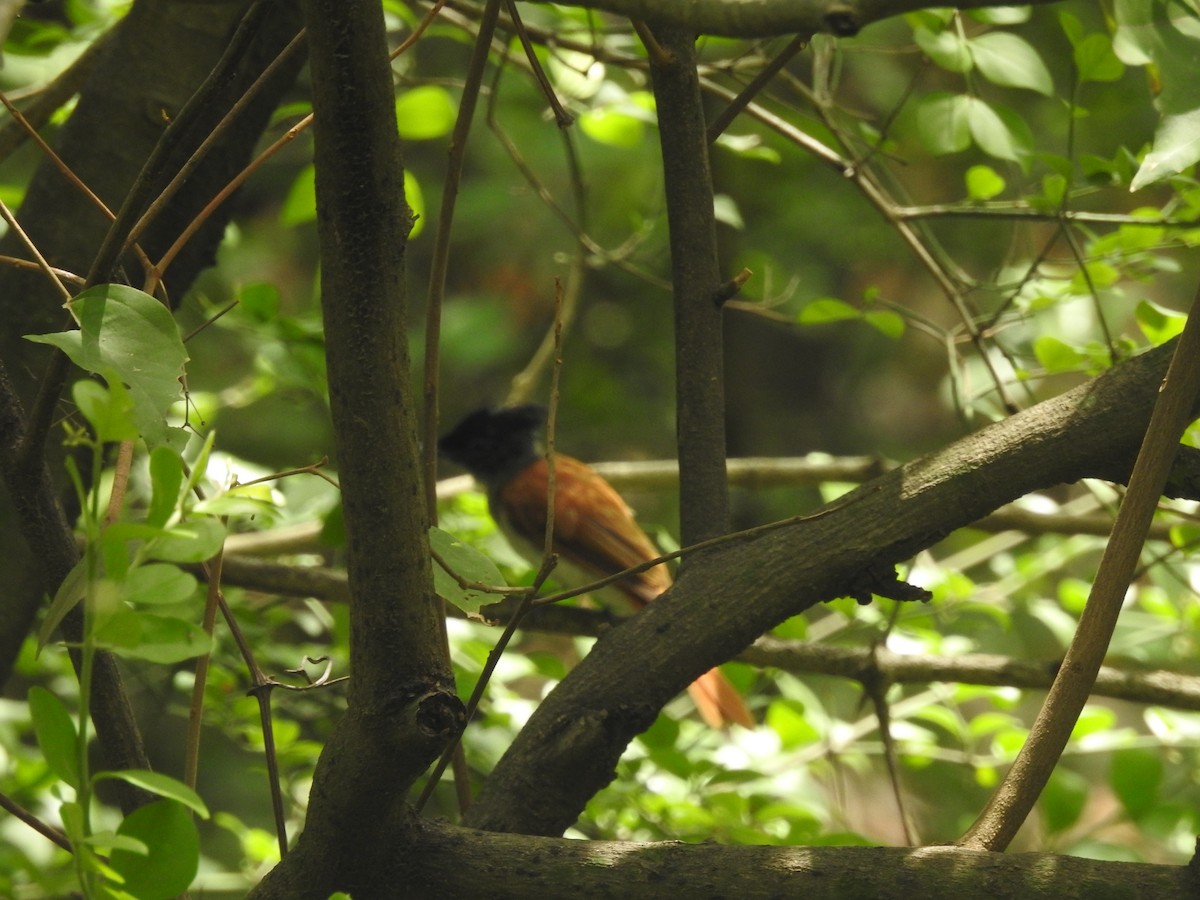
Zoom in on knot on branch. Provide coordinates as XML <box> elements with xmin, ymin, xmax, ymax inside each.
<box><xmin>842</xmin><ymin>563</ymin><xmax>931</xmax><ymax>606</ymax></box>
<box><xmin>416</xmin><ymin>689</ymin><xmax>467</xmax><ymax>739</ymax></box>
<box><xmin>824</xmin><ymin>6</ymin><xmax>861</xmax><ymax>37</ymax></box>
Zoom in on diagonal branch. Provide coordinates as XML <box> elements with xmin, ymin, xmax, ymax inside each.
<box><xmin>541</xmin><ymin>0</ymin><xmax>1063</xmax><ymax>39</ymax></box>
<box><xmin>960</xmin><ymin>281</ymin><xmax>1200</xmax><ymax>851</ymax></box>
<box><xmin>465</xmin><ymin>338</ymin><xmax>1192</xmax><ymax>836</ymax></box>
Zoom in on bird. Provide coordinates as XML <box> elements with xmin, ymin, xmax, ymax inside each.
<box><xmin>438</xmin><ymin>404</ymin><xmax>753</xmax><ymax>729</ymax></box>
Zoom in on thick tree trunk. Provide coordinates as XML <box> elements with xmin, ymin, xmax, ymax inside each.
<box><xmin>0</xmin><ymin>0</ymin><xmax>304</xmax><ymax>689</ymax></box>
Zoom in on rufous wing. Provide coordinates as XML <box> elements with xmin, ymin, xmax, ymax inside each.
<box><xmin>688</xmin><ymin>667</ymin><xmax>754</xmax><ymax>730</ymax></box>
<box><xmin>496</xmin><ymin>454</ymin><xmax>752</xmax><ymax>729</ymax></box>
<box><xmin>497</xmin><ymin>455</ymin><xmax>671</xmax><ymax>604</ymax></box>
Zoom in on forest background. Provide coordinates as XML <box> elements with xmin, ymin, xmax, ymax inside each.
<box><xmin>0</xmin><ymin>0</ymin><xmax>1199</xmax><ymax>896</ymax></box>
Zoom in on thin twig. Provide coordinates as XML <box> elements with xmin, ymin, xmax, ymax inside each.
<box><xmin>0</xmin><ymin>197</ymin><xmax>73</xmax><ymax>305</ymax></box>
<box><xmin>421</xmin><ymin>0</ymin><xmax>506</xmax><ymax>819</ymax></box>
<box><xmin>706</xmin><ymin>33</ymin><xmax>810</xmax><ymax>142</ymax></box>
<box><xmin>415</xmin><ymin>280</ymin><xmax>568</xmax><ymax>815</ymax></box>
<box><xmin>0</xmin><ymin>791</ymin><xmax>71</xmax><ymax>852</ymax></box>
<box><xmin>502</xmin><ymin>0</ymin><xmax>572</xmax><ymax>126</ymax></box>
<box><xmin>130</xmin><ymin>24</ymin><xmax>309</xmax><ymax>269</ymax></box>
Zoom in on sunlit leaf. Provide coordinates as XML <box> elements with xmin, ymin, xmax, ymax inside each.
<box><xmin>1035</xmin><ymin>336</ymin><xmax>1084</xmax><ymax>373</ymax></box>
<box><xmin>580</xmin><ymin>106</ymin><xmax>645</xmax><ymax>148</ymax></box>
<box><xmin>916</xmin><ymin>92</ymin><xmax>971</xmax><ymax>155</ymax></box>
<box><xmin>965</xmin><ymin>97</ymin><xmax>1028</xmax><ymax>165</ymax></box>
<box><xmin>280</xmin><ymin>164</ymin><xmax>316</xmax><ymax>225</ymax></box>
<box><xmin>37</xmin><ymin>556</ymin><xmax>90</xmax><ymax>651</ymax></box>
<box><xmin>405</xmin><ymin>170</ymin><xmax>425</xmax><ymax>239</ymax></box>
<box><xmin>913</xmin><ymin>26</ymin><xmax>972</xmax><ymax>72</ymax></box>
<box><xmin>1115</xmin><ymin>0</ymin><xmax>1200</xmax><ymax>188</ymax></box>
<box><xmin>147</xmin><ymin>444</ymin><xmax>183</xmax><ymax>528</ymax></box>
<box><xmin>1074</xmin><ymin>33</ymin><xmax>1125</xmax><ymax>83</ymax></box>
<box><xmin>970</xmin><ymin>32</ymin><xmax>1054</xmax><ymax>95</ymax></box>
<box><xmin>107</xmin><ymin>615</ymin><xmax>212</xmax><ymax>663</ymax></box>
<box><xmin>430</xmin><ymin>526</ymin><xmax>508</xmax><ymax>616</ymax></box>
<box><xmin>965</xmin><ymin>164</ymin><xmax>1006</xmax><ymax>200</ymax></box>
<box><xmin>28</xmin><ymin>687</ymin><xmax>80</xmax><ymax>788</ymax></box>
<box><xmin>73</xmin><ymin>378</ymin><xmax>138</xmax><ymax>444</ymax></box>
<box><xmin>394</xmin><ymin>85</ymin><xmax>456</xmax><ymax>140</ymax></box>
<box><xmin>798</xmin><ymin>297</ymin><xmax>860</xmax><ymax>324</ymax></box>
<box><xmin>122</xmin><ymin>564</ymin><xmax>197</xmax><ymax>606</ymax></box>
<box><xmin>95</xmin><ymin>770</ymin><xmax>210</xmax><ymax>818</ymax></box>
<box><xmin>26</xmin><ymin>285</ymin><xmax>188</xmax><ymax>448</ymax></box>
<box><xmin>108</xmin><ymin>800</ymin><xmax>200</xmax><ymax>900</ymax></box>
<box><xmin>863</xmin><ymin>310</ymin><xmax>905</xmax><ymax>339</ymax></box>
<box><xmin>1136</xmin><ymin>298</ymin><xmax>1187</xmax><ymax>345</ymax></box>
<box><xmin>144</xmin><ymin>518</ymin><xmax>227</xmax><ymax>563</ymax></box>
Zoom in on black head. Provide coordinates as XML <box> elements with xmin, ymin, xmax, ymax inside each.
<box><xmin>438</xmin><ymin>405</ymin><xmax>546</xmax><ymax>486</ymax></box>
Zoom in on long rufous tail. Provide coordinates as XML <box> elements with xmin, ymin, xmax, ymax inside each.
<box><xmin>688</xmin><ymin>667</ymin><xmax>754</xmax><ymax>729</ymax></box>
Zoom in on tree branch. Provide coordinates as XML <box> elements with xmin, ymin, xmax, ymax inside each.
<box><xmin>400</xmin><ymin>820</ymin><xmax>1195</xmax><ymax>898</ymax></box>
<box><xmin>253</xmin><ymin>0</ymin><xmax>462</xmax><ymax>893</ymax></box>
<box><xmin>465</xmin><ymin>339</ymin><xmax>1191</xmax><ymax>836</ymax></box>
<box><xmin>648</xmin><ymin>24</ymin><xmax>731</xmax><ymax>546</ymax></box>
<box><xmin>536</xmin><ymin>0</ymin><xmax>1064</xmax><ymax>38</ymax></box>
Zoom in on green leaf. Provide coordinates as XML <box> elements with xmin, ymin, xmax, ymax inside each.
<box><xmin>1131</xmin><ymin>109</ymin><xmax>1200</xmax><ymax>190</ymax></box>
<box><xmin>1070</xmin><ymin>260</ymin><xmax>1120</xmax><ymax>292</ymax></box>
<box><xmin>122</xmin><ymin>563</ymin><xmax>198</xmax><ymax>606</ymax></box>
<box><xmin>713</xmin><ymin>194</ymin><xmax>744</xmax><ymax>230</ymax></box>
<box><xmin>913</xmin><ymin>26</ymin><xmax>972</xmax><ymax>72</ymax></box>
<box><xmin>91</xmin><ymin>604</ymin><xmax>143</xmax><ymax>654</ymax></box>
<box><xmin>766</xmin><ymin>701</ymin><xmax>819</xmax><ymax>749</ymax></box>
<box><xmin>37</xmin><ymin>556</ymin><xmax>90</xmax><ymax>651</ymax></box>
<box><xmin>395</xmin><ymin>85</ymin><xmax>457</xmax><ymax>140</ymax></box>
<box><xmin>1056</xmin><ymin>577</ymin><xmax>1091</xmax><ymax>614</ymax></box>
<box><xmin>28</xmin><ymin>686</ymin><xmax>80</xmax><ymax>788</ymax></box>
<box><xmin>580</xmin><ymin>106</ymin><xmax>646</xmax><ymax>148</ymax></box>
<box><xmin>969</xmin><ymin>32</ymin><xmax>1054</xmax><ymax>95</ymax></box>
<box><xmin>192</xmin><ymin>488</ymin><xmax>280</xmax><ymax>522</ymax></box>
<box><xmin>79</xmin><ymin>831</ymin><xmax>149</xmax><ymax>854</ymax></box>
<box><xmin>1041</xmin><ymin>767</ymin><xmax>1089</xmax><ymax>833</ymax></box>
<box><xmin>108</xmin><ymin>800</ymin><xmax>200</xmax><ymax>900</ymax></box>
<box><xmin>1110</xmin><ymin>747</ymin><xmax>1163</xmax><ymax>820</ymax></box>
<box><xmin>239</xmin><ymin>282</ymin><xmax>280</xmax><ymax>321</ymax></box>
<box><xmin>714</xmin><ymin>132</ymin><xmax>781</xmax><ymax>163</ymax></box>
<box><xmin>798</xmin><ymin>297</ymin><xmax>860</xmax><ymax>324</ymax></box>
<box><xmin>60</xmin><ymin>801</ymin><xmax>86</xmax><ymax>845</ymax></box>
<box><xmin>1059</xmin><ymin>10</ymin><xmax>1085</xmax><ymax>45</ymax></box>
<box><xmin>1136</xmin><ymin>298</ymin><xmax>1187</xmax><ymax>345</ymax></box>
<box><xmin>1037</xmin><ymin>172</ymin><xmax>1068</xmax><ymax>210</ymax></box>
<box><xmin>1115</xmin><ymin>0</ymin><xmax>1200</xmax><ymax>188</ymax></box>
<box><xmin>280</xmin><ymin>164</ymin><xmax>316</xmax><ymax>225</ymax></box>
<box><xmin>965</xmin><ymin>164</ymin><xmax>1006</xmax><ymax>200</ymax></box>
<box><xmin>1074</xmin><ymin>33</ymin><xmax>1125</xmax><ymax>83</ymax></box>
<box><xmin>863</xmin><ymin>310</ymin><xmax>906</xmax><ymax>339</ymax></box>
<box><xmin>105</xmin><ymin>615</ymin><xmax>212</xmax><ymax>663</ymax></box>
<box><xmin>1034</xmin><ymin>336</ymin><xmax>1085</xmax><ymax>372</ymax></box>
<box><xmin>144</xmin><ymin>518</ymin><xmax>227</xmax><ymax>563</ymax></box>
<box><xmin>966</xmin><ymin>97</ymin><xmax>1029</xmax><ymax>165</ymax></box>
<box><xmin>916</xmin><ymin>92</ymin><xmax>971</xmax><ymax>155</ymax></box>
<box><xmin>967</xmin><ymin>6</ymin><xmax>1031</xmax><ymax>25</ymax></box>
<box><xmin>430</xmin><ymin>526</ymin><xmax>507</xmax><ymax>616</ymax></box>
<box><xmin>25</xmin><ymin>284</ymin><xmax>188</xmax><ymax>448</ymax></box>
<box><xmin>147</xmin><ymin>444</ymin><xmax>183</xmax><ymax>528</ymax></box>
<box><xmin>95</xmin><ymin>770</ymin><xmax>210</xmax><ymax>818</ymax></box>
<box><xmin>73</xmin><ymin>378</ymin><xmax>138</xmax><ymax>444</ymax></box>
<box><xmin>405</xmin><ymin>169</ymin><xmax>425</xmax><ymax>239</ymax></box>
